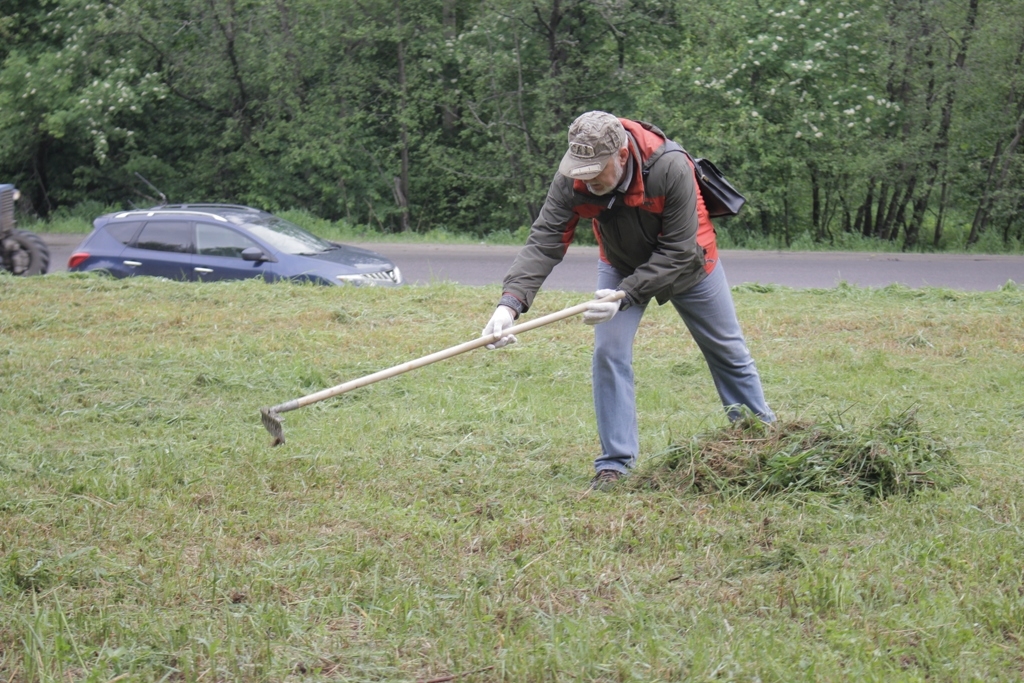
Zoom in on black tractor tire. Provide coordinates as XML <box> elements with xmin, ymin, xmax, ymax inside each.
<box><xmin>1</xmin><ymin>229</ymin><xmax>51</xmax><ymax>276</ymax></box>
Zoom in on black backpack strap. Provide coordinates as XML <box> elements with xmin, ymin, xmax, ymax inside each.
<box><xmin>641</xmin><ymin>140</ymin><xmax>688</xmax><ymax>181</ymax></box>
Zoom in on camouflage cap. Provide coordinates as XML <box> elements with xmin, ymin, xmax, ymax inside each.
<box><xmin>557</xmin><ymin>111</ymin><xmax>626</xmax><ymax>180</ymax></box>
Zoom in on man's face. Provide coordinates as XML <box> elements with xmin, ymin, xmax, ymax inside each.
<box><xmin>585</xmin><ymin>147</ymin><xmax>628</xmax><ymax>196</ymax></box>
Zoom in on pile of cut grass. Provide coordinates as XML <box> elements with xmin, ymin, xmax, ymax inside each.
<box><xmin>640</xmin><ymin>409</ymin><xmax>962</xmax><ymax>498</ymax></box>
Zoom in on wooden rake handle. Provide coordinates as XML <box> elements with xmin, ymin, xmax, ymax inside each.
<box><xmin>266</xmin><ymin>290</ymin><xmax>625</xmax><ymax>416</ymax></box>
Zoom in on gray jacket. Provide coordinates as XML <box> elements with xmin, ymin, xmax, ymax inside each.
<box><xmin>501</xmin><ymin>120</ymin><xmax>716</xmax><ymax>313</ymax></box>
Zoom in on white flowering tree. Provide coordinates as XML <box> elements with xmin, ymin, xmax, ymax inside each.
<box><xmin>636</xmin><ymin>0</ymin><xmax>1012</xmax><ymax>249</ymax></box>
<box><xmin>633</xmin><ymin>0</ymin><xmax>892</xmax><ymax>244</ymax></box>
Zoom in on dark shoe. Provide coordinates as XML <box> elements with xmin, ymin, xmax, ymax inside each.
<box><xmin>590</xmin><ymin>469</ymin><xmax>625</xmax><ymax>490</ymax></box>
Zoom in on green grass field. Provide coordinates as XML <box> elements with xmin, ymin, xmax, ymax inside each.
<box><xmin>2</xmin><ymin>273</ymin><xmax>1023</xmax><ymax>682</ymax></box>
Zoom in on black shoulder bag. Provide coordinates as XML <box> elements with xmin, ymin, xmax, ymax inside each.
<box><xmin>643</xmin><ymin>144</ymin><xmax>748</xmax><ymax>218</ymax></box>
<box><xmin>682</xmin><ymin>151</ymin><xmax>747</xmax><ymax>218</ymax></box>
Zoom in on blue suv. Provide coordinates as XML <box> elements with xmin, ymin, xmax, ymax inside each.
<box><xmin>68</xmin><ymin>204</ymin><xmax>402</xmax><ymax>286</ymax></box>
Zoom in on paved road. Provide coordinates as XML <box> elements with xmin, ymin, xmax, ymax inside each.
<box><xmin>42</xmin><ymin>233</ymin><xmax>1024</xmax><ymax>292</ymax></box>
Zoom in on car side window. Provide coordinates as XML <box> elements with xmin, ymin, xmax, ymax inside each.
<box><xmin>106</xmin><ymin>221</ymin><xmax>142</xmax><ymax>245</ymax></box>
<box><xmin>196</xmin><ymin>223</ymin><xmax>260</xmax><ymax>259</ymax></box>
<box><xmin>135</xmin><ymin>221</ymin><xmax>193</xmax><ymax>253</ymax></box>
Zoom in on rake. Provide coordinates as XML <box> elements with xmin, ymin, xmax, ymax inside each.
<box><xmin>260</xmin><ymin>291</ymin><xmax>624</xmax><ymax>445</ymax></box>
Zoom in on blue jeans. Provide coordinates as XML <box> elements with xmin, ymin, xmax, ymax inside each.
<box><xmin>592</xmin><ymin>260</ymin><xmax>774</xmax><ymax>474</ymax></box>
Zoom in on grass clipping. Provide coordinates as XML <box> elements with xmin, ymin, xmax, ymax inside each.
<box><xmin>640</xmin><ymin>409</ymin><xmax>961</xmax><ymax>498</ymax></box>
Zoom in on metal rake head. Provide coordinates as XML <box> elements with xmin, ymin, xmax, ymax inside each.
<box><xmin>260</xmin><ymin>407</ymin><xmax>286</xmax><ymax>446</ymax></box>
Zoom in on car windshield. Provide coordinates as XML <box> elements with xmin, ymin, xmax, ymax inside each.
<box><xmin>233</xmin><ymin>215</ymin><xmax>336</xmax><ymax>255</ymax></box>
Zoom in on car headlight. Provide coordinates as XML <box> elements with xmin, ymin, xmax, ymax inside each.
<box><xmin>336</xmin><ymin>267</ymin><xmax>402</xmax><ymax>285</ymax></box>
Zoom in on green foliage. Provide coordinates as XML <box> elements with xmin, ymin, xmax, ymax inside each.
<box><xmin>2</xmin><ymin>0</ymin><xmax>1023</xmax><ymax>250</ymax></box>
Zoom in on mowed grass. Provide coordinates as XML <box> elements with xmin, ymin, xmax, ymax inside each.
<box><xmin>1</xmin><ymin>272</ymin><xmax>1023</xmax><ymax>682</ymax></box>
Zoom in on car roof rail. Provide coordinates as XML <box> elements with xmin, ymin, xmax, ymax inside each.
<box><xmin>113</xmin><ymin>209</ymin><xmax>230</xmax><ymax>222</ymax></box>
<box><xmin>156</xmin><ymin>203</ymin><xmax>261</xmax><ymax>212</ymax></box>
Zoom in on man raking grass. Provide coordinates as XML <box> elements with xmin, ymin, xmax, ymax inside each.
<box><xmin>481</xmin><ymin>111</ymin><xmax>775</xmax><ymax>489</ymax></box>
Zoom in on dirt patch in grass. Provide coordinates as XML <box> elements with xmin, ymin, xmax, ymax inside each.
<box><xmin>638</xmin><ymin>409</ymin><xmax>962</xmax><ymax>498</ymax></box>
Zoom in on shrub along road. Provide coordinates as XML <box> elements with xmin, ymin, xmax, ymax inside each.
<box><xmin>42</xmin><ymin>233</ymin><xmax>1023</xmax><ymax>291</ymax></box>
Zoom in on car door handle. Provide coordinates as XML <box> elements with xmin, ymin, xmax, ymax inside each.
<box><xmin>123</xmin><ymin>260</ymin><xmax>142</xmax><ymax>267</ymax></box>
<box><xmin>194</xmin><ymin>267</ymin><xmax>213</xmax><ymax>274</ymax></box>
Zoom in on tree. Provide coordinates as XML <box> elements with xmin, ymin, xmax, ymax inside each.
<box><xmin>963</xmin><ymin>2</ymin><xmax>1024</xmax><ymax>247</ymax></box>
<box><xmin>646</xmin><ymin>0</ymin><xmax>889</xmax><ymax>245</ymax></box>
<box><xmin>3</xmin><ymin>0</ymin><xmax>1024</xmax><ymax>251</ymax></box>
<box><xmin>0</xmin><ymin>0</ymin><xmax>171</xmax><ymax>213</ymax></box>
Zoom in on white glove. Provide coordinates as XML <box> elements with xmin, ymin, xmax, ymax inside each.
<box><xmin>583</xmin><ymin>289</ymin><xmax>621</xmax><ymax>325</ymax></box>
<box><xmin>483</xmin><ymin>305</ymin><xmax>518</xmax><ymax>349</ymax></box>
